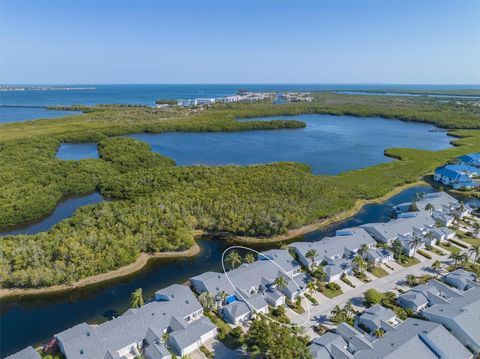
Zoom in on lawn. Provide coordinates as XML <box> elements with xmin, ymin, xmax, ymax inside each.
<box><xmin>429</xmin><ymin>247</ymin><xmax>446</xmax><ymax>256</ymax></box>
<box><xmin>398</xmin><ymin>257</ymin><xmax>421</xmax><ymax>268</ymax></box>
<box><xmin>438</xmin><ymin>243</ymin><xmax>461</xmax><ymax>254</ymax></box>
<box><xmin>456</xmin><ymin>235</ymin><xmax>480</xmax><ymax>247</ymax></box>
<box><xmin>369</xmin><ymin>267</ymin><xmax>389</xmax><ymax>278</ymax></box>
<box><xmin>319</xmin><ymin>283</ymin><xmax>343</xmax><ymax>298</ymax></box>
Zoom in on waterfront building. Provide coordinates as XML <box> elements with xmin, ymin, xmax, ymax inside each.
<box><xmin>189</xmin><ymin>249</ymin><xmax>306</xmax><ymax>324</ymax></box>
<box><xmin>434</xmin><ymin>164</ymin><xmax>478</xmax><ymax>190</ymax></box>
<box><xmin>5</xmin><ymin>347</ymin><xmax>40</xmax><ymax>359</ymax></box>
<box><xmin>458</xmin><ymin>152</ymin><xmax>480</xmax><ymax>168</ymax></box>
<box><xmin>290</xmin><ymin>228</ymin><xmax>378</xmax><ymax>281</ymax></box>
<box><xmin>54</xmin><ymin>284</ymin><xmax>216</xmax><ymax>359</ymax></box>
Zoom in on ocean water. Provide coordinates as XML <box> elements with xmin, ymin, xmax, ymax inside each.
<box><xmin>1</xmin><ymin>84</ymin><xmax>479</xmax><ymax>123</ymax></box>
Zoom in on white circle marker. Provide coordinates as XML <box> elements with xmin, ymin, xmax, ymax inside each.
<box><xmin>221</xmin><ymin>245</ymin><xmax>311</xmax><ymax>328</ymax></box>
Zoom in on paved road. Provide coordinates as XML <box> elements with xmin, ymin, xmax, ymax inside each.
<box><xmin>288</xmin><ymin>250</ymin><xmax>451</xmax><ymax>338</ymax></box>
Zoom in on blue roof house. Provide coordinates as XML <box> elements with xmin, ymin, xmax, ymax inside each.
<box><xmin>458</xmin><ymin>152</ymin><xmax>480</xmax><ymax>168</ymax></box>
<box><xmin>434</xmin><ymin>164</ymin><xmax>478</xmax><ymax>190</ymax></box>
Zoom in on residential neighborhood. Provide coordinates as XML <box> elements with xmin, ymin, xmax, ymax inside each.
<box><xmin>7</xmin><ymin>188</ymin><xmax>479</xmax><ymax>359</ymax></box>
<box><xmin>434</xmin><ymin>153</ymin><xmax>480</xmax><ymax>190</ymax></box>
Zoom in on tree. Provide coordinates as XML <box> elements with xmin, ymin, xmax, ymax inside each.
<box><xmin>358</xmin><ymin>244</ymin><xmax>369</xmax><ymax>258</ymax></box>
<box><xmin>406</xmin><ymin>274</ymin><xmax>417</xmax><ymax>287</ymax></box>
<box><xmin>353</xmin><ymin>255</ymin><xmax>366</xmax><ymax>273</ymax></box>
<box><xmin>130</xmin><ymin>288</ymin><xmax>144</xmax><ymax>308</ymax></box>
<box><xmin>244</xmin><ymin>317</ymin><xmax>311</xmax><ymax>359</ymax></box>
<box><xmin>364</xmin><ymin>289</ymin><xmax>384</xmax><ymax>306</ymax></box>
<box><xmin>473</xmin><ymin>223</ymin><xmax>480</xmax><ymax>238</ymax></box>
<box><xmin>409</xmin><ymin>235</ymin><xmax>422</xmax><ymax>258</ymax></box>
<box><xmin>374</xmin><ymin>328</ymin><xmax>385</xmax><ymax>338</ymax></box>
<box><xmin>409</xmin><ymin>202</ymin><xmax>419</xmax><ymax>212</ymax></box>
<box><xmin>306</xmin><ymin>279</ymin><xmax>317</xmax><ymax>294</ymax></box>
<box><xmin>468</xmin><ymin>245</ymin><xmax>480</xmax><ymax>262</ymax></box>
<box><xmin>274</xmin><ymin>275</ymin><xmax>288</xmax><ymax>291</ymax></box>
<box><xmin>305</xmin><ymin>249</ymin><xmax>318</xmax><ymax>270</ymax></box>
<box><xmin>226</xmin><ymin>250</ymin><xmax>242</xmax><ymax>270</ymax></box>
<box><xmin>244</xmin><ymin>253</ymin><xmax>256</xmax><ymax>264</ymax></box>
<box><xmin>344</xmin><ymin>299</ymin><xmax>353</xmax><ymax>319</ymax></box>
<box><xmin>198</xmin><ymin>292</ymin><xmax>216</xmax><ymax>312</ymax></box>
<box><xmin>425</xmin><ymin>203</ymin><xmax>434</xmax><ymax>212</ymax></box>
<box><xmin>313</xmin><ymin>265</ymin><xmax>327</xmax><ymax>282</ymax></box>
<box><xmin>392</xmin><ymin>239</ymin><xmax>403</xmax><ymax>260</ymax></box>
<box><xmin>449</xmin><ymin>252</ymin><xmax>465</xmax><ymax>270</ymax></box>
<box><xmin>414</xmin><ymin>192</ymin><xmax>425</xmax><ymax>202</ymax></box>
<box><xmin>432</xmin><ymin>260</ymin><xmax>442</xmax><ymax>278</ymax></box>
<box><xmin>219</xmin><ymin>290</ymin><xmax>228</xmax><ymax>304</ymax></box>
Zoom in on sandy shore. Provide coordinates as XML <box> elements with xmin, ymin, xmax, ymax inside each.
<box><xmin>0</xmin><ymin>180</ymin><xmax>428</xmax><ymax>299</ymax></box>
<box><xmin>0</xmin><ymin>244</ymin><xmax>201</xmax><ymax>299</ymax></box>
<box><xmin>231</xmin><ymin>180</ymin><xmax>428</xmax><ymax>245</ymax></box>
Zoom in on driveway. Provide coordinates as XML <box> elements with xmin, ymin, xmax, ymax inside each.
<box><xmin>204</xmin><ymin>338</ymin><xmax>245</xmax><ymax>359</ymax></box>
<box><xmin>287</xmin><ymin>253</ymin><xmax>452</xmax><ymax>338</ymax></box>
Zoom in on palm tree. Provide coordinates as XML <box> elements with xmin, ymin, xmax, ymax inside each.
<box><xmin>306</xmin><ymin>249</ymin><xmax>318</xmax><ymax>270</ymax></box>
<box><xmin>432</xmin><ymin>260</ymin><xmax>442</xmax><ymax>278</ymax></box>
<box><xmin>314</xmin><ymin>265</ymin><xmax>327</xmax><ymax>282</ymax></box>
<box><xmin>425</xmin><ymin>231</ymin><xmax>435</xmax><ymax>245</ymax></box>
<box><xmin>374</xmin><ymin>328</ymin><xmax>385</xmax><ymax>338</ymax></box>
<box><xmin>392</xmin><ymin>240</ymin><xmax>403</xmax><ymax>259</ymax></box>
<box><xmin>330</xmin><ymin>305</ymin><xmax>343</xmax><ymax>318</ymax></box>
<box><xmin>161</xmin><ymin>332</ymin><xmax>170</xmax><ymax>346</ymax></box>
<box><xmin>449</xmin><ymin>252</ymin><xmax>464</xmax><ymax>270</ymax></box>
<box><xmin>219</xmin><ymin>290</ymin><xmax>228</xmax><ymax>305</ymax></box>
<box><xmin>244</xmin><ymin>253</ymin><xmax>256</xmax><ymax>264</ymax></box>
<box><xmin>409</xmin><ymin>235</ymin><xmax>422</xmax><ymax>258</ymax></box>
<box><xmin>274</xmin><ymin>275</ymin><xmax>288</xmax><ymax>291</ymax></box>
<box><xmin>406</xmin><ymin>274</ymin><xmax>416</xmax><ymax>286</ymax></box>
<box><xmin>473</xmin><ymin>223</ymin><xmax>480</xmax><ymax>238</ymax></box>
<box><xmin>425</xmin><ymin>203</ymin><xmax>434</xmax><ymax>212</ymax></box>
<box><xmin>353</xmin><ymin>255</ymin><xmax>365</xmax><ymax>273</ymax></box>
<box><xmin>344</xmin><ymin>299</ymin><xmax>353</xmax><ymax>319</ymax></box>
<box><xmin>130</xmin><ymin>288</ymin><xmax>144</xmax><ymax>308</ymax></box>
<box><xmin>468</xmin><ymin>245</ymin><xmax>480</xmax><ymax>263</ymax></box>
<box><xmin>306</xmin><ymin>279</ymin><xmax>317</xmax><ymax>294</ymax></box>
<box><xmin>226</xmin><ymin>250</ymin><xmax>242</xmax><ymax>270</ymax></box>
<box><xmin>414</xmin><ymin>192</ymin><xmax>425</xmax><ymax>202</ymax></box>
<box><xmin>358</xmin><ymin>244</ymin><xmax>369</xmax><ymax>258</ymax></box>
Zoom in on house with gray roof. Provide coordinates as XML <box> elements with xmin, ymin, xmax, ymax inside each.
<box><xmin>356</xmin><ymin>304</ymin><xmax>399</xmax><ymax>333</ymax></box>
<box><xmin>308</xmin><ymin>332</ymin><xmax>351</xmax><ymax>359</ymax></box>
<box><xmin>397</xmin><ymin>280</ymin><xmax>462</xmax><ymax>312</ymax></box>
<box><xmin>429</xmin><ymin>226</ymin><xmax>455</xmax><ymax>242</ymax></box>
<box><xmin>362</xmin><ymin>211</ymin><xmax>435</xmax><ymax>244</ymax></box>
<box><xmin>5</xmin><ymin>346</ymin><xmax>40</xmax><ymax>359</ymax></box>
<box><xmin>190</xmin><ymin>250</ymin><xmax>308</xmax><ymax>325</ymax></box>
<box><xmin>365</xmin><ymin>248</ymin><xmax>393</xmax><ymax>264</ymax></box>
<box><xmin>335</xmin><ymin>323</ymin><xmax>373</xmax><ymax>354</ymax></box>
<box><xmin>444</xmin><ymin>268</ymin><xmax>478</xmax><ymax>291</ymax></box>
<box><xmin>259</xmin><ymin>249</ymin><xmax>302</xmax><ymax>277</ymax></box>
<box><xmin>353</xmin><ymin>318</ymin><xmax>473</xmax><ymax>359</ymax></box>
<box><xmin>55</xmin><ymin>284</ymin><xmax>216</xmax><ymax>359</ymax></box>
<box><xmin>422</xmin><ymin>286</ymin><xmax>480</xmax><ymax>354</ymax></box>
<box><xmin>290</xmin><ymin>228</ymin><xmax>377</xmax><ymax>281</ymax></box>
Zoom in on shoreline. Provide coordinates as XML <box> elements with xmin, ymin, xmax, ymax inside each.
<box><xmin>0</xmin><ymin>180</ymin><xmax>429</xmax><ymax>300</ymax></box>
<box><xmin>231</xmin><ymin>180</ymin><xmax>429</xmax><ymax>245</ymax></box>
<box><xmin>0</xmin><ymin>244</ymin><xmax>201</xmax><ymax>299</ymax></box>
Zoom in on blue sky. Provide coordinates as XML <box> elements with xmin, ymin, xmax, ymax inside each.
<box><xmin>0</xmin><ymin>0</ymin><xmax>479</xmax><ymax>84</ymax></box>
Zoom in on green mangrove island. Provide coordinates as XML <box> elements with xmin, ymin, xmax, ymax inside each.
<box><xmin>1</xmin><ymin>93</ymin><xmax>479</xmax><ymax>289</ymax></box>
